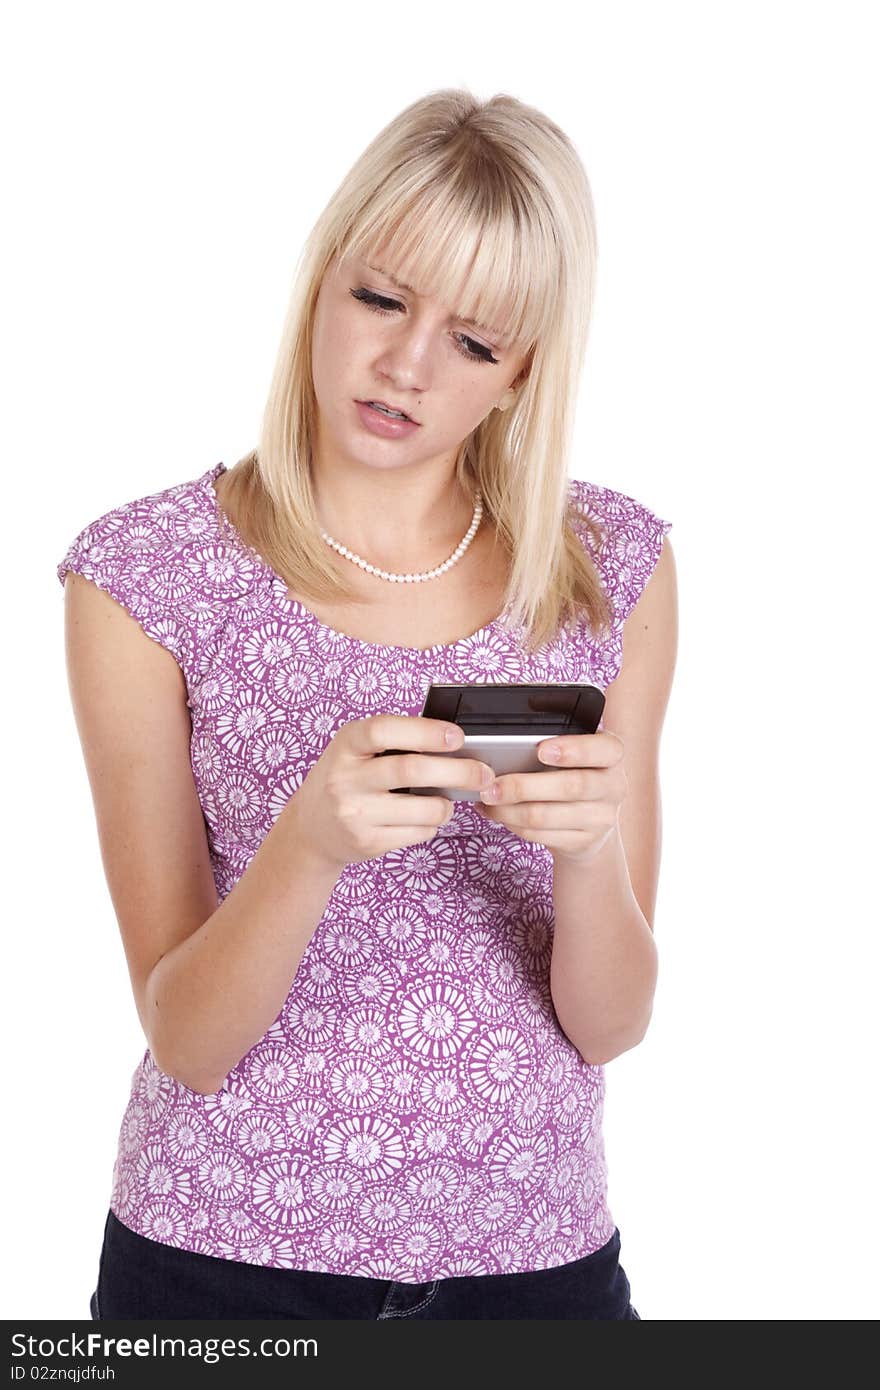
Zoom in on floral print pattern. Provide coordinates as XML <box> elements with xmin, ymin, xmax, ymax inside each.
<box><xmin>57</xmin><ymin>460</ymin><xmax>671</xmax><ymax>1282</ymax></box>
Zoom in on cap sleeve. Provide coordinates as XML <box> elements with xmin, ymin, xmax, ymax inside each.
<box><xmin>56</xmin><ymin>495</ymin><xmax>196</xmax><ymax>680</ymax></box>
<box><xmin>570</xmin><ymin>478</ymin><xmax>672</xmax><ymax>628</ymax></box>
<box><xmin>606</xmin><ymin>500</ymin><xmax>672</xmax><ymax>627</ymax></box>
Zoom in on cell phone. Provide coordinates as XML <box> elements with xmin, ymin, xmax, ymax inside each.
<box><xmin>378</xmin><ymin>681</ymin><xmax>606</xmax><ymax>801</ymax></box>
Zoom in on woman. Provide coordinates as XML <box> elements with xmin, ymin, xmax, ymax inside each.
<box><xmin>58</xmin><ymin>87</ymin><xmax>675</xmax><ymax>1320</ymax></box>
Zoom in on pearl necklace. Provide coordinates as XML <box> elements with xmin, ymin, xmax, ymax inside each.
<box><xmin>319</xmin><ymin>491</ymin><xmax>483</xmax><ymax>583</ymax></box>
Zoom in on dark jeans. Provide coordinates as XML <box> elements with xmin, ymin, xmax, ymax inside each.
<box><xmin>89</xmin><ymin>1209</ymin><xmax>641</xmax><ymax>1320</ymax></box>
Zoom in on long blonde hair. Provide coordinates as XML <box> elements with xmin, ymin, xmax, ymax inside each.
<box><xmin>219</xmin><ymin>87</ymin><xmax>613</xmax><ymax>656</ymax></box>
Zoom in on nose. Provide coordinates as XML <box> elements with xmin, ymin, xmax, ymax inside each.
<box><xmin>375</xmin><ymin>317</ymin><xmax>440</xmax><ymax>391</ymax></box>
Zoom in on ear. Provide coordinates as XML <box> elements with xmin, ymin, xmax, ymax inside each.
<box><xmin>511</xmin><ymin>344</ymin><xmax>535</xmax><ymax>390</ymax></box>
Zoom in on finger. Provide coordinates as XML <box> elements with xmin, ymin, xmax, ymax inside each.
<box><xmin>537</xmin><ymin>730</ymin><xmax>624</xmax><ymax>768</ymax></box>
<box><xmin>480</xmin><ymin>768</ymin><xmax>605</xmax><ymax>804</ymax></box>
<box><xmin>373</xmin><ymin>749</ymin><xmax>495</xmax><ymax>796</ymax></box>
<box><xmin>354</xmin><ymin>714</ymin><xmax>466</xmax><ymax>758</ymax></box>
<box><xmin>478</xmin><ymin>799</ymin><xmax>612</xmax><ymax>831</ymax></box>
<box><xmin>368</xmin><ymin>791</ymin><xmax>457</xmax><ymax>828</ymax></box>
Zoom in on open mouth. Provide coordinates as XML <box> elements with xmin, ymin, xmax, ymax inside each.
<box><xmin>359</xmin><ymin>399</ymin><xmax>418</xmax><ymax>424</ymax></box>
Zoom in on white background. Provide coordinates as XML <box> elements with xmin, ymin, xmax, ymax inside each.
<box><xmin>5</xmin><ymin>0</ymin><xmax>877</xmax><ymax>1321</ymax></box>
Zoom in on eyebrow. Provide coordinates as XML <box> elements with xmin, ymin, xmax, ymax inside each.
<box><xmin>365</xmin><ymin>263</ymin><xmax>503</xmax><ymax>343</ymax></box>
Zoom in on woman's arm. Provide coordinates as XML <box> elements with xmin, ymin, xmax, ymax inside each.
<box><xmin>146</xmin><ymin>800</ymin><xmax>342</xmax><ymax>1094</ymax></box>
<box><xmin>549</xmin><ymin>535</ymin><xmax>678</xmax><ymax>1062</ymax></box>
<box><xmin>64</xmin><ymin>570</ymin><xmax>342</xmax><ymax>1097</ymax></box>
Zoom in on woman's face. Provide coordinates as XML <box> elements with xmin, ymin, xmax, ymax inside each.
<box><xmin>310</xmin><ymin>250</ymin><xmax>530</xmax><ymax>473</ymax></box>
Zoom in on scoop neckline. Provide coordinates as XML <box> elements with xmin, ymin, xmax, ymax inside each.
<box><xmin>199</xmin><ymin>461</ymin><xmax>516</xmax><ymax>658</ymax></box>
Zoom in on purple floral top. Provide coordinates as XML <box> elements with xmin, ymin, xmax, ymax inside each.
<box><xmin>57</xmin><ymin>461</ymin><xmax>671</xmax><ymax>1283</ymax></box>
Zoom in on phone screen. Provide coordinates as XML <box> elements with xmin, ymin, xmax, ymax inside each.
<box><xmin>420</xmin><ymin>681</ymin><xmax>605</xmax><ymax>735</ymax></box>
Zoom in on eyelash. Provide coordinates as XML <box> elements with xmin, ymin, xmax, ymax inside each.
<box><xmin>350</xmin><ymin>287</ymin><xmax>500</xmax><ymax>365</ymax></box>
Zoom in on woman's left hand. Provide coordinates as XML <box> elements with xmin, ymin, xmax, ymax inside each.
<box><xmin>473</xmin><ymin>730</ymin><xmax>627</xmax><ymax>866</ymax></box>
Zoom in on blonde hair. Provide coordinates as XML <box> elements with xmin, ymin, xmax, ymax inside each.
<box><xmin>219</xmin><ymin>86</ymin><xmax>613</xmax><ymax>655</ymax></box>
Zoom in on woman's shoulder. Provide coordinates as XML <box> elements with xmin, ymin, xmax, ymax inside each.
<box><xmin>568</xmin><ymin>474</ymin><xmax>671</xmax><ymax>532</ymax></box>
<box><xmin>55</xmin><ymin>463</ymin><xmax>225</xmax><ymax>677</ymax></box>
<box><xmin>56</xmin><ymin>463</ymin><xmax>222</xmax><ymax>589</ymax></box>
<box><xmin>567</xmin><ymin>474</ymin><xmax>673</xmax><ymax>626</ymax></box>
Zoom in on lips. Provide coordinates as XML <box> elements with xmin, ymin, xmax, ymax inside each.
<box><xmin>359</xmin><ymin>399</ymin><xmax>419</xmax><ymax>425</ymax></box>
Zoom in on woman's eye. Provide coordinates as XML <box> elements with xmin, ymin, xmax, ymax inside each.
<box><xmin>349</xmin><ymin>287</ymin><xmax>498</xmax><ymax>364</ymax></box>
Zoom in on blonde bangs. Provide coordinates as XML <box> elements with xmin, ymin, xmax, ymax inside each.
<box><xmin>337</xmin><ymin>165</ymin><xmax>555</xmax><ymax>352</ymax></box>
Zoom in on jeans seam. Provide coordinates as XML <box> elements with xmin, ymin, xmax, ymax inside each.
<box><xmin>377</xmin><ymin>1282</ymin><xmax>440</xmax><ymax>1318</ymax></box>
<box><xmin>93</xmin><ymin>1209</ymin><xmax>111</xmax><ymax>1319</ymax></box>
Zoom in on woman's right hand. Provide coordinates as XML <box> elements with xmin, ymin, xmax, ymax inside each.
<box><xmin>288</xmin><ymin>715</ymin><xmax>496</xmax><ymax>871</ymax></box>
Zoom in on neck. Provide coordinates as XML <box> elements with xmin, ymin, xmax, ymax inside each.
<box><xmin>312</xmin><ymin>470</ymin><xmax>479</xmax><ymax>567</ymax></box>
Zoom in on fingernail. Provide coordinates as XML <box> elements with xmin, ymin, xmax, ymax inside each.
<box><xmin>445</xmin><ymin>727</ymin><xmax>462</xmax><ymax>746</ymax></box>
<box><xmin>542</xmin><ymin>743</ymin><xmax>561</xmax><ymax>762</ymax></box>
